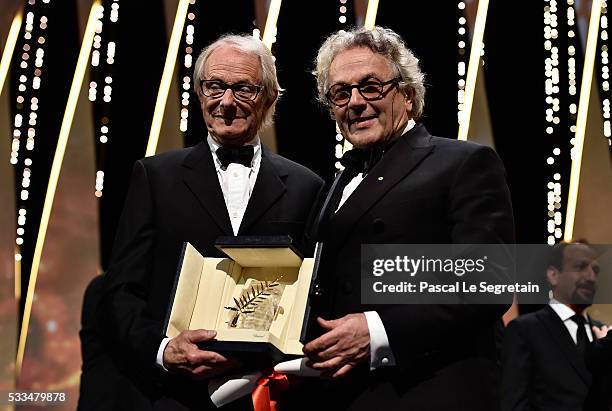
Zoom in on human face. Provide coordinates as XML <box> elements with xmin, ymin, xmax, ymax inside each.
<box><xmin>198</xmin><ymin>47</ymin><xmax>271</xmax><ymax>146</ymax></box>
<box><xmin>548</xmin><ymin>244</ymin><xmax>600</xmax><ymax>306</ymax></box>
<box><xmin>327</xmin><ymin>47</ymin><xmax>412</xmax><ymax>148</ymax></box>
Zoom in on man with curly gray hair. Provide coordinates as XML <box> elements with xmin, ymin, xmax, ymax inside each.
<box><xmin>294</xmin><ymin>26</ymin><xmax>515</xmax><ymax>411</ymax></box>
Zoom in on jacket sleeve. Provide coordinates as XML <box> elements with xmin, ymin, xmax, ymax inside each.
<box><xmin>99</xmin><ymin>160</ymin><xmax>164</xmax><ymax>369</ymax></box>
<box><xmin>500</xmin><ymin>320</ymin><xmax>533</xmax><ymax>411</ymax></box>
<box><xmin>377</xmin><ymin>145</ymin><xmax>515</xmax><ymax>366</ymax></box>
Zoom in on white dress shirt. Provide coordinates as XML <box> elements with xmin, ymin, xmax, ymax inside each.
<box><xmin>336</xmin><ymin>119</ymin><xmax>416</xmax><ymax>370</ymax></box>
<box><xmin>548</xmin><ymin>298</ymin><xmax>594</xmax><ymax>343</ymax></box>
<box><xmin>336</xmin><ymin>119</ymin><xmax>415</xmax><ymax>211</ymax></box>
<box><xmin>156</xmin><ymin>134</ymin><xmax>261</xmax><ymax>370</ymax></box>
<box><xmin>208</xmin><ymin>135</ymin><xmax>262</xmax><ymax>235</ymax></box>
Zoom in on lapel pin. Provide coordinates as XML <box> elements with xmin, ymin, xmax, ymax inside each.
<box><xmin>377</xmin><ymin>176</ymin><xmax>384</xmax><ymax>181</ymax></box>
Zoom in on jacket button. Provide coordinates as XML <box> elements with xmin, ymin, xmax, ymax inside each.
<box><xmin>342</xmin><ymin>281</ymin><xmax>353</xmax><ymax>294</ymax></box>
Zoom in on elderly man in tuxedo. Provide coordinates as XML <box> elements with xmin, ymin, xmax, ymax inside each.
<box><xmin>99</xmin><ymin>33</ymin><xmax>323</xmax><ymax>410</ymax></box>
<box><xmin>285</xmin><ymin>26</ymin><xmax>515</xmax><ymax>411</ymax></box>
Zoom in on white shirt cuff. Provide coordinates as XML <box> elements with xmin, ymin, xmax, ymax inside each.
<box><xmin>156</xmin><ymin>337</ymin><xmax>171</xmax><ymax>371</ymax></box>
<box><xmin>364</xmin><ymin>311</ymin><xmax>396</xmax><ymax>370</ymax></box>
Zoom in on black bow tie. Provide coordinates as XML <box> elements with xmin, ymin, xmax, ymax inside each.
<box><xmin>216</xmin><ymin>145</ymin><xmax>254</xmax><ymax>168</ymax></box>
<box><xmin>340</xmin><ymin>147</ymin><xmax>384</xmax><ymax>175</ymax></box>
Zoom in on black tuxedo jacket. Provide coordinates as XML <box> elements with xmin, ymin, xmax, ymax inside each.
<box><xmin>501</xmin><ymin>305</ymin><xmax>603</xmax><ymax>411</ymax></box>
<box><xmin>586</xmin><ymin>331</ymin><xmax>612</xmax><ymax>411</ymax></box>
<box><xmin>99</xmin><ymin>141</ymin><xmax>323</xmax><ymax>409</ymax></box>
<box><xmin>288</xmin><ymin>124</ymin><xmax>515</xmax><ymax>411</ymax></box>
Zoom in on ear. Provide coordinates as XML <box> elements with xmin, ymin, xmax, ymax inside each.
<box><xmin>196</xmin><ymin>88</ymin><xmax>205</xmax><ymax>105</ymax></box>
<box><xmin>328</xmin><ymin>107</ymin><xmax>336</xmax><ymax>120</ymax></box>
<box><xmin>402</xmin><ymin>87</ymin><xmax>414</xmax><ymax>112</ymax></box>
<box><xmin>546</xmin><ymin>265</ymin><xmax>559</xmax><ymax>287</ymax></box>
<box><xmin>264</xmin><ymin>89</ymin><xmax>279</xmax><ymax>112</ymax></box>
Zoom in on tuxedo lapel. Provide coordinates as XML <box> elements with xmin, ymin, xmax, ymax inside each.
<box><xmin>238</xmin><ymin>147</ymin><xmax>287</xmax><ymax>234</ymax></box>
<box><xmin>328</xmin><ymin>125</ymin><xmax>434</xmax><ymax>248</ymax></box>
<box><xmin>182</xmin><ymin>142</ymin><xmax>233</xmax><ymax>235</ymax></box>
<box><xmin>538</xmin><ymin>306</ymin><xmax>591</xmax><ymax>385</ymax></box>
<box><xmin>311</xmin><ymin>171</ymin><xmax>347</xmax><ymax>241</ymax></box>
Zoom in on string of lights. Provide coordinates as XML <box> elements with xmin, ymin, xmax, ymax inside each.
<box><xmin>544</xmin><ymin>0</ymin><xmax>564</xmax><ymax>245</ymax></box>
<box><xmin>599</xmin><ymin>1</ymin><xmax>612</xmax><ymax>150</ymax></box>
<box><xmin>179</xmin><ymin>0</ymin><xmax>197</xmax><ymax>134</ymax></box>
<box><xmin>457</xmin><ymin>1</ymin><xmax>467</xmax><ymax>126</ymax></box>
<box><xmin>335</xmin><ymin>0</ymin><xmax>353</xmax><ymax>173</ymax></box>
<box><xmin>10</xmin><ymin>0</ymin><xmax>52</xmax><ymax>263</ymax></box>
<box><xmin>89</xmin><ymin>0</ymin><xmax>120</xmax><ymax>198</ymax></box>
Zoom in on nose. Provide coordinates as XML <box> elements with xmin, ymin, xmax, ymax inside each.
<box><xmin>348</xmin><ymin>87</ymin><xmax>366</xmax><ymax>110</ymax></box>
<box><xmin>586</xmin><ymin>264</ymin><xmax>598</xmax><ymax>281</ymax></box>
<box><xmin>219</xmin><ymin>88</ymin><xmax>237</xmax><ymax>108</ymax></box>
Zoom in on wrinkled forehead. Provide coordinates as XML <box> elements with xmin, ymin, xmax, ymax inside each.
<box><xmin>328</xmin><ymin>46</ymin><xmax>396</xmax><ymax>85</ymax></box>
<box><xmin>204</xmin><ymin>46</ymin><xmax>262</xmax><ymax>83</ymax></box>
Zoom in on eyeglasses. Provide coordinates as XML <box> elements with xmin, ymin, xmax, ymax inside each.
<box><xmin>200</xmin><ymin>80</ymin><xmax>263</xmax><ymax>101</ymax></box>
<box><xmin>326</xmin><ymin>77</ymin><xmax>401</xmax><ymax>107</ymax></box>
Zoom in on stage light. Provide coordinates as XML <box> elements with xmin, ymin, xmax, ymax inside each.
<box><xmin>564</xmin><ymin>0</ymin><xmax>603</xmax><ymax>241</ymax></box>
<box><xmin>180</xmin><ymin>9</ymin><xmax>194</xmax><ymax>135</ymax></box>
<box><xmin>9</xmin><ymin>2</ymin><xmax>52</xmax><ymax>264</ymax></box>
<box><xmin>599</xmin><ymin>3</ymin><xmax>612</xmax><ymax>143</ymax></box>
<box><xmin>334</xmin><ymin>0</ymin><xmax>356</xmax><ymax>168</ymax></box>
<box><xmin>263</xmin><ymin>0</ymin><xmax>282</xmax><ymax>49</ymax></box>
<box><xmin>457</xmin><ymin>0</ymin><xmax>467</xmax><ymax>129</ymax></box>
<box><xmin>95</xmin><ymin>171</ymin><xmax>104</xmax><ymax>197</ymax></box>
<box><xmin>542</xmin><ymin>0</ymin><xmax>577</xmax><ymax>243</ymax></box>
<box><xmin>146</xmin><ymin>0</ymin><xmax>190</xmax><ymax>156</ymax></box>
<box><xmin>89</xmin><ymin>0</ymin><xmax>120</xmax><ymax>196</ymax></box>
<box><xmin>17</xmin><ymin>0</ymin><xmax>103</xmax><ymax>375</ymax></box>
<box><xmin>364</xmin><ymin>0</ymin><xmax>379</xmax><ymax>30</ymax></box>
<box><xmin>458</xmin><ymin>0</ymin><xmax>489</xmax><ymax>141</ymax></box>
<box><xmin>0</xmin><ymin>11</ymin><xmax>22</xmax><ymax>93</ymax></box>
<box><xmin>110</xmin><ymin>2</ymin><xmax>119</xmax><ymax>22</ymax></box>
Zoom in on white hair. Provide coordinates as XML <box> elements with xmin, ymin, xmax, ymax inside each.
<box><xmin>314</xmin><ymin>26</ymin><xmax>426</xmax><ymax>120</ymax></box>
<box><xmin>193</xmin><ymin>34</ymin><xmax>281</xmax><ymax>128</ymax></box>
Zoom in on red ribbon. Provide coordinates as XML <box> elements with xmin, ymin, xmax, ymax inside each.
<box><xmin>252</xmin><ymin>369</ymin><xmax>291</xmax><ymax>411</ymax></box>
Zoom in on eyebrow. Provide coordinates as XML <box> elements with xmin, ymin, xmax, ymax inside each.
<box><xmin>332</xmin><ymin>73</ymin><xmax>384</xmax><ymax>86</ymax></box>
<box><xmin>203</xmin><ymin>77</ymin><xmax>254</xmax><ymax>85</ymax></box>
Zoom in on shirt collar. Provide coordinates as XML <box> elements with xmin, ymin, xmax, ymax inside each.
<box><xmin>548</xmin><ymin>298</ymin><xmax>588</xmax><ymax>321</ymax></box>
<box><xmin>207</xmin><ymin>134</ymin><xmax>261</xmax><ymax>169</ymax></box>
<box><xmin>400</xmin><ymin>119</ymin><xmax>416</xmax><ymax>136</ymax></box>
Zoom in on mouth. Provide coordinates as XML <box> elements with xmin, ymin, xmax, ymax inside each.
<box><xmin>575</xmin><ymin>284</ymin><xmax>596</xmax><ymax>300</ymax></box>
<box><xmin>349</xmin><ymin>115</ymin><xmax>377</xmax><ymax>128</ymax></box>
<box><xmin>213</xmin><ymin>115</ymin><xmax>246</xmax><ymax>124</ymax></box>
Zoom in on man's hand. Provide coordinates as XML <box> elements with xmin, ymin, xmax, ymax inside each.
<box><xmin>592</xmin><ymin>324</ymin><xmax>611</xmax><ymax>340</ymax></box>
<box><xmin>163</xmin><ymin>329</ymin><xmax>240</xmax><ymax>379</ymax></box>
<box><xmin>303</xmin><ymin>313</ymin><xmax>370</xmax><ymax>379</ymax></box>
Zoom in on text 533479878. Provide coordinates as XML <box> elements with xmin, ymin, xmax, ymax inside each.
<box><xmin>3</xmin><ymin>391</ymin><xmax>66</xmax><ymax>404</ymax></box>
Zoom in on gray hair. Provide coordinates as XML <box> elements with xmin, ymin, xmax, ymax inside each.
<box><xmin>314</xmin><ymin>26</ymin><xmax>426</xmax><ymax>120</ymax></box>
<box><xmin>193</xmin><ymin>34</ymin><xmax>281</xmax><ymax>128</ymax></box>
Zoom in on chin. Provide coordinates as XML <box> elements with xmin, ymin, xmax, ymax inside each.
<box><xmin>212</xmin><ymin>129</ymin><xmax>253</xmax><ymax>145</ymax></box>
<box><xmin>573</xmin><ymin>292</ymin><xmax>595</xmax><ymax>306</ymax></box>
<box><xmin>347</xmin><ymin>134</ymin><xmax>384</xmax><ymax>148</ymax></box>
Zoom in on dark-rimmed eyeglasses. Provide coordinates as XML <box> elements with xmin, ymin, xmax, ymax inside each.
<box><xmin>326</xmin><ymin>77</ymin><xmax>401</xmax><ymax>107</ymax></box>
<box><xmin>200</xmin><ymin>80</ymin><xmax>263</xmax><ymax>101</ymax></box>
